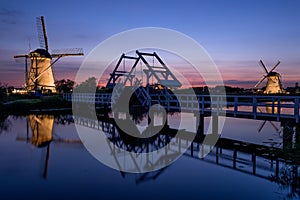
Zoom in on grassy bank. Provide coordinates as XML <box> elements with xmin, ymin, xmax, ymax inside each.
<box><xmin>0</xmin><ymin>96</ymin><xmax>71</xmax><ymax>115</ymax></box>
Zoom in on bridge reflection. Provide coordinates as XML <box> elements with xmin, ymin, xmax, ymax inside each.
<box><xmin>74</xmin><ymin>113</ymin><xmax>300</xmax><ymax>197</ymax></box>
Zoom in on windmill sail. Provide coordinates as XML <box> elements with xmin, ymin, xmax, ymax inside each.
<box><xmin>36</xmin><ymin>16</ymin><xmax>49</xmax><ymax>51</ymax></box>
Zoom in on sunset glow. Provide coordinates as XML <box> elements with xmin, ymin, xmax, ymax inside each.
<box><xmin>1</xmin><ymin>0</ymin><xmax>300</xmax><ymax>89</ymax></box>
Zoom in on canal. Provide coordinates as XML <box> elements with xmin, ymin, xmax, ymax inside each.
<box><xmin>0</xmin><ymin>113</ymin><xmax>299</xmax><ymax>200</ymax></box>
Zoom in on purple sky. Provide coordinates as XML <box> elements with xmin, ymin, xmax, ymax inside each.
<box><xmin>1</xmin><ymin>0</ymin><xmax>300</xmax><ymax>88</ymax></box>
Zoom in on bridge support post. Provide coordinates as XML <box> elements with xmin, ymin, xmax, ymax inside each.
<box><xmin>252</xmin><ymin>152</ymin><xmax>256</xmax><ymax>175</ymax></box>
<box><xmin>282</xmin><ymin>120</ymin><xmax>294</xmax><ymax>150</ymax></box>
<box><xmin>162</xmin><ymin>111</ymin><xmax>168</xmax><ymax>129</ymax></box>
<box><xmin>212</xmin><ymin>113</ymin><xmax>219</xmax><ymax>135</ymax></box>
<box><xmin>216</xmin><ymin>146</ymin><xmax>219</xmax><ymax>164</ymax></box>
<box><xmin>233</xmin><ymin>148</ymin><xmax>237</xmax><ymax>169</ymax></box>
<box><xmin>191</xmin><ymin>142</ymin><xmax>194</xmax><ymax>157</ymax></box>
<box><xmin>275</xmin><ymin>159</ymin><xmax>279</xmax><ymax>178</ymax></box>
<box><xmin>296</xmin><ymin>123</ymin><xmax>300</xmax><ymax>145</ymax></box>
<box><xmin>195</xmin><ymin>114</ymin><xmax>204</xmax><ymax>136</ymax></box>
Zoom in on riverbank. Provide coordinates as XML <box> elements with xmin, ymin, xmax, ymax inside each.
<box><xmin>0</xmin><ymin>95</ymin><xmax>71</xmax><ymax>115</ymax></box>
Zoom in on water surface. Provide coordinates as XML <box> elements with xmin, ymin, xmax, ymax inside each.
<box><xmin>0</xmin><ymin>114</ymin><xmax>298</xmax><ymax>199</ymax></box>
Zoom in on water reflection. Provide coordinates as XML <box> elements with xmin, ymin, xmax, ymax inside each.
<box><xmin>0</xmin><ymin>114</ymin><xmax>11</xmax><ymax>134</ymax></box>
<box><xmin>14</xmin><ymin>114</ymin><xmax>79</xmax><ymax>179</ymax></box>
<box><xmin>74</xmin><ymin>112</ymin><xmax>300</xmax><ymax>198</ymax></box>
<box><xmin>1</xmin><ymin>112</ymin><xmax>299</xmax><ymax>199</ymax></box>
<box><xmin>28</xmin><ymin>115</ymin><xmax>54</xmax><ymax>147</ymax></box>
<box><xmin>257</xmin><ymin>107</ymin><xmax>282</xmax><ymax>134</ymax></box>
<box><xmin>271</xmin><ymin>164</ymin><xmax>299</xmax><ymax>199</ymax></box>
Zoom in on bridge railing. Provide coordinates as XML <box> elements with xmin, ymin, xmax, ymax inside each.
<box><xmin>151</xmin><ymin>94</ymin><xmax>300</xmax><ymax>122</ymax></box>
<box><xmin>64</xmin><ymin>93</ymin><xmax>300</xmax><ymax>122</ymax></box>
<box><xmin>224</xmin><ymin>95</ymin><xmax>300</xmax><ymax>122</ymax></box>
<box><xmin>63</xmin><ymin>93</ymin><xmax>112</xmax><ymax>105</ymax></box>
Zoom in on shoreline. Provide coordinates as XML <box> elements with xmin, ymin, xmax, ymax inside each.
<box><xmin>0</xmin><ymin>96</ymin><xmax>72</xmax><ymax>115</ymax></box>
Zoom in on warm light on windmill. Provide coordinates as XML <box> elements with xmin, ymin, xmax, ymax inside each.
<box><xmin>14</xmin><ymin>16</ymin><xmax>84</xmax><ymax>95</ymax></box>
<box><xmin>254</xmin><ymin>60</ymin><xmax>284</xmax><ymax>94</ymax></box>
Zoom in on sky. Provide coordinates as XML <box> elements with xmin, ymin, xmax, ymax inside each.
<box><xmin>0</xmin><ymin>0</ymin><xmax>300</xmax><ymax>88</ymax></box>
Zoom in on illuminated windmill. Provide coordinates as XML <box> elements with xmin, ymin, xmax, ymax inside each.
<box><xmin>14</xmin><ymin>16</ymin><xmax>84</xmax><ymax>94</ymax></box>
<box><xmin>254</xmin><ymin>60</ymin><xmax>284</xmax><ymax>94</ymax></box>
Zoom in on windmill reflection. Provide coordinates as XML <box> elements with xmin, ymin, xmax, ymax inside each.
<box><xmin>257</xmin><ymin>107</ymin><xmax>281</xmax><ymax>135</ymax></box>
<box><xmin>19</xmin><ymin>114</ymin><xmax>79</xmax><ymax>179</ymax></box>
<box><xmin>28</xmin><ymin>114</ymin><xmax>54</xmax><ymax>147</ymax></box>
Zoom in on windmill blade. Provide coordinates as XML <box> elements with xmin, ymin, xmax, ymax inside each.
<box><xmin>14</xmin><ymin>54</ymin><xmax>28</xmax><ymax>59</ymax></box>
<box><xmin>254</xmin><ymin>76</ymin><xmax>267</xmax><ymax>88</ymax></box>
<box><xmin>259</xmin><ymin>60</ymin><xmax>268</xmax><ymax>74</ymax></box>
<box><xmin>36</xmin><ymin>16</ymin><xmax>49</xmax><ymax>51</ymax></box>
<box><xmin>257</xmin><ymin>120</ymin><xmax>267</xmax><ymax>133</ymax></box>
<box><xmin>25</xmin><ymin>56</ymin><xmax>29</xmax><ymax>85</ymax></box>
<box><xmin>257</xmin><ymin>107</ymin><xmax>263</xmax><ymax>113</ymax></box>
<box><xmin>268</xmin><ymin>121</ymin><xmax>281</xmax><ymax>133</ymax></box>
<box><xmin>51</xmin><ymin>48</ymin><xmax>84</xmax><ymax>57</ymax></box>
<box><xmin>13</xmin><ymin>54</ymin><xmax>29</xmax><ymax>84</ymax></box>
<box><xmin>269</xmin><ymin>60</ymin><xmax>280</xmax><ymax>73</ymax></box>
<box><xmin>14</xmin><ymin>54</ymin><xmax>28</xmax><ymax>64</ymax></box>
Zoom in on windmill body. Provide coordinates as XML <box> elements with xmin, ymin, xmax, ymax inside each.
<box><xmin>255</xmin><ymin>60</ymin><xmax>284</xmax><ymax>94</ymax></box>
<box><xmin>264</xmin><ymin>72</ymin><xmax>283</xmax><ymax>94</ymax></box>
<box><xmin>27</xmin><ymin>49</ymin><xmax>56</xmax><ymax>93</ymax></box>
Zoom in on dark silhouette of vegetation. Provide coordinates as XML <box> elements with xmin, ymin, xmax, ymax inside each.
<box><xmin>0</xmin><ymin>82</ymin><xmax>8</xmax><ymax>102</ymax></box>
<box><xmin>0</xmin><ymin>96</ymin><xmax>71</xmax><ymax>115</ymax></box>
<box><xmin>74</xmin><ymin>77</ymin><xmax>97</xmax><ymax>93</ymax></box>
<box><xmin>55</xmin><ymin>79</ymin><xmax>75</xmax><ymax>94</ymax></box>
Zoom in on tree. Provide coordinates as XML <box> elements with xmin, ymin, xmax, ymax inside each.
<box><xmin>0</xmin><ymin>82</ymin><xmax>8</xmax><ymax>102</ymax></box>
<box><xmin>74</xmin><ymin>77</ymin><xmax>97</xmax><ymax>93</ymax></box>
<box><xmin>55</xmin><ymin>79</ymin><xmax>75</xmax><ymax>94</ymax></box>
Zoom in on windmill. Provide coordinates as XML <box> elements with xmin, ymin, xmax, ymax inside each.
<box><xmin>14</xmin><ymin>16</ymin><xmax>84</xmax><ymax>94</ymax></box>
<box><xmin>254</xmin><ymin>60</ymin><xmax>284</xmax><ymax>94</ymax></box>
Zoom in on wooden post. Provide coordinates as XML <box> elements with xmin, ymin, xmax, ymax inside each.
<box><xmin>233</xmin><ymin>148</ymin><xmax>237</xmax><ymax>169</ymax></box>
<box><xmin>216</xmin><ymin>146</ymin><xmax>219</xmax><ymax>164</ymax></box>
<box><xmin>282</xmin><ymin>120</ymin><xmax>294</xmax><ymax>151</ymax></box>
<box><xmin>196</xmin><ymin>114</ymin><xmax>204</xmax><ymax>136</ymax></box>
<box><xmin>252</xmin><ymin>152</ymin><xmax>256</xmax><ymax>175</ymax></box>
<box><xmin>234</xmin><ymin>97</ymin><xmax>238</xmax><ymax>117</ymax></box>
<box><xmin>191</xmin><ymin>142</ymin><xmax>194</xmax><ymax>157</ymax></box>
<box><xmin>162</xmin><ymin>111</ymin><xmax>168</xmax><ymax>129</ymax></box>
<box><xmin>212</xmin><ymin>113</ymin><xmax>218</xmax><ymax>135</ymax></box>
<box><xmin>296</xmin><ymin>122</ymin><xmax>300</xmax><ymax>146</ymax></box>
<box><xmin>295</xmin><ymin>98</ymin><xmax>299</xmax><ymax>123</ymax></box>
<box><xmin>253</xmin><ymin>97</ymin><xmax>257</xmax><ymax>119</ymax></box>
<box><xmin>275</xmin><ymin>159</ymin><xmax>279</xmax><ymax>179</ymax></box>
<box><xmin>277</xmin><ymin>98</ymin><xmax>281</xmax><ymax>121</ymax></box>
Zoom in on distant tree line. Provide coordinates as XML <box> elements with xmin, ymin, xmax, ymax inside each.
<box><xmin>0</xmin><ymin>82</ymin><xmax>14</xmax><ymax>102</ymax></box>
<box><xmin>55</xmin><ymin>77</ymin><xmax>100</xmax><ymax>94</ymax></box>
<box><xmin>54</xmin><ymin>79</ymin><xmax>75</xmax><ymax>94</ymax></box>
